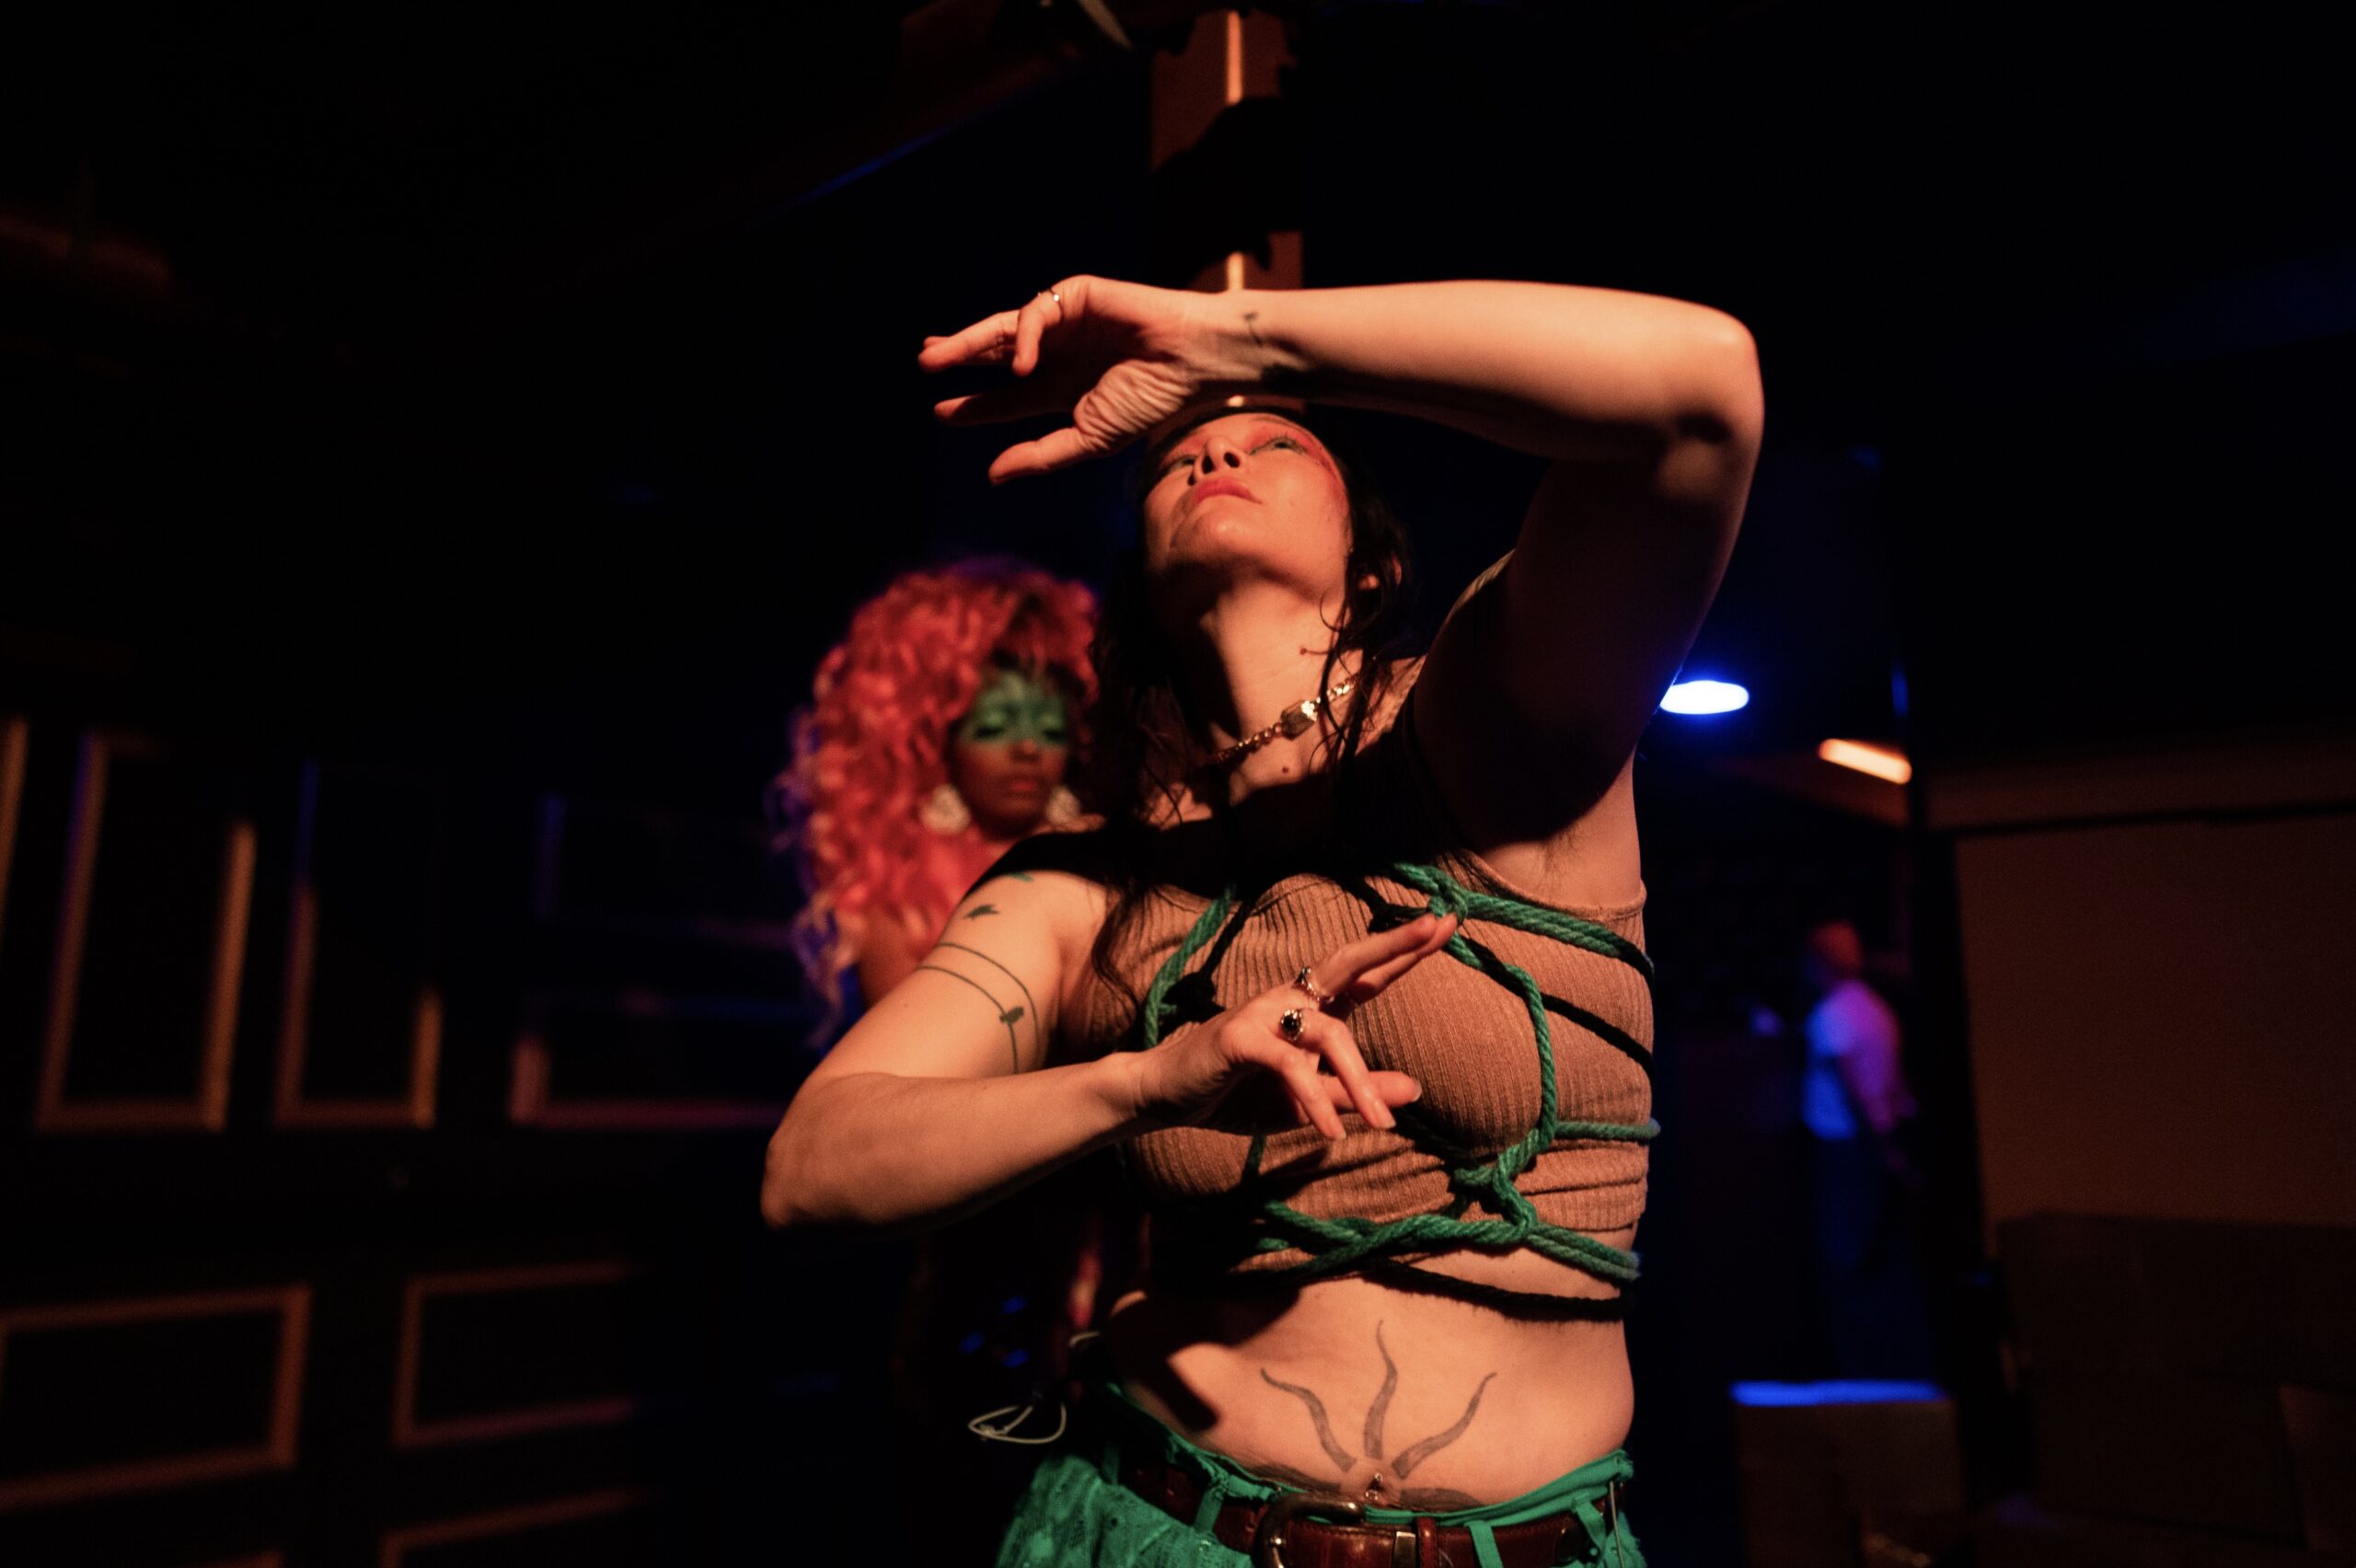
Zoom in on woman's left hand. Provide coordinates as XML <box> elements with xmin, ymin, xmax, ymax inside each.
<box><xmin>918</xmin><ymin>276</ymin><xmax>1245</xmax><ymax>484</ymax></box>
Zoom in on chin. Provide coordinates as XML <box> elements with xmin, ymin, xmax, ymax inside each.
<box><xmin>981</xmin><ymin>812</ymin><xmax>1047</xmax><ymax>840</ymax></box>
<box><xmin>1155</xmin><ymin>533</ymin><xmax>1337</xmax><ymax>602</ymax></box>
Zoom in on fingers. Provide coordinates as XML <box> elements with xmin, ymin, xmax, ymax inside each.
<box><xmin>932</xmin><ymin>382</ymin><xmax>1069</xmax><ymax>428</ymax></box>
<box><xmin>1344</xmin><ymin>914</ymin><xmax>1461</xmax><ymax>1000</ymax></box>
<box><xmin>1231</xmin><ymin>1009</ymin><xmax>1414</xmax><ymax>1138</ymax></box>
<box><xmin>918</xmin><ymin>310</ymin><xmax>1021</xmax><ymax>372</ymax></box>
<box><xmin>1010</xmin><ymin>288</ymin><xmax>1064</xmax><ymax>377</ymax></box>
<box><xmin>1287</xmin><ymin>1009</ymin><xmax>1395</xmax><ymax>1131</ymax></box>
<box><xmin>987</xmin><ymin>426</ymin><xmax>1105</xmax><ymax>485</ymax></box>
<box><xmin>918</xmin><ymin>280</ymin><xmax>1077</xmax><ymax>375</ymax></box>
<box><xmin>1292</xmin><ymin>1070</ymin><xmax>1423</xmax><ymax>1124</ymax></box>
<box><xmin>1232</xmin><ymin>1035</ymin><xmax>1345</xmax><ymax>1139</ymax></box>
<box><xmin>1311</xmin><ymin>913</ymin><xmax>1460</xmax><ymax>1003</ymax></box>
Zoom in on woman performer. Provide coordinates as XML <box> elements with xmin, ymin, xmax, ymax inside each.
<box><xmin>773</xmin><ymin>559</ymin><xmax>1096</xmax><ymax>1034</ymax></box>
<box><xmin>764</xmin><ymin>277</ymin><xmax>1761</xmax><ymax>1567</ymax></box>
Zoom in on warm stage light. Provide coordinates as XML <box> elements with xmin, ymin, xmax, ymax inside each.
<box><xmin>1818</xmin><ymin>738</ymin><xmax>1912</xmax><ymax>784</ymax></box>
<box><xmin>1661</xmin><ymin>679</ymin><xmax>1750</xmax><ymax>715</ymax></box>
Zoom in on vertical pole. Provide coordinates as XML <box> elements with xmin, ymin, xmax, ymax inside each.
<box><xmin>1149</xmin><ymin>10</ymin><xmax>1301</xmax><ymax>292</ymax></box>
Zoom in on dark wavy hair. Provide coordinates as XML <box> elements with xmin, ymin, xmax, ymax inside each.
<box><xmin>1080</xmin><ymin>405</ymin><xmax>1416</xmax><ymax>1005</ymax></box>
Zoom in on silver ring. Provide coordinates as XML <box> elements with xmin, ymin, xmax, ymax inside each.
<box><xmin>1276</xmin><ymin>1008</ymin><xmax>1306</xmax><ymax>1043</ymax></box>
<box><xmin>1038</xmin><ymin>287</ymin><xmax>1064</xmax><ymax>318</ymax></box>
<box><xmin>1292</xmin><ymin>964</ymin><xmax>1334</xmax><ymax>1009</ymax></box>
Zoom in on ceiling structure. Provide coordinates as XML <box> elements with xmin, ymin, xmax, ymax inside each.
<box><xmin>3</xmin><ymin>1</ymin><xmax>2349</xmax><ymax>801</ymax></box>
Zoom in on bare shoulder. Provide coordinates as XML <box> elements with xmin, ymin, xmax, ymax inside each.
<box><xmin>941</xmin><ymin>825</ymin><xmax>1121</xmax><ymax>1023</ymax></box>
<box><xmin>951</xmin><ymin>829</ymin><xmax>1113</xmax><ymax>960</ymax></box>
<box><xmin>802</xmin><ymin>827</ymin><xmax>1116</xmax><ymax>1090</ymax></box>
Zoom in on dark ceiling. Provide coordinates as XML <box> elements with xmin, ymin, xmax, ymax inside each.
<box><xmin>3</xmin><ymin>2</ymin><xmax>2350</xmax><ymax>803</ymax></box>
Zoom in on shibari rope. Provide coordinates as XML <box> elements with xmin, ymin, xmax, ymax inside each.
<box><xmin>1137</xmin><ymin>860</ymin><xmax>1658</xmax><ymax>1288</ymax></box>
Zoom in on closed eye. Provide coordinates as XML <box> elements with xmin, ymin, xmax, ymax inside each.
<box><xmin>1157</xmin><ymin>432</ymin><xmax>1303</xmax><ymax>478</ymax></box>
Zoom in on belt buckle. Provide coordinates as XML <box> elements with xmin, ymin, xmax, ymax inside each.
<box><xmin>1251</xmin><ymin>1491</ymin><xmax>1367</xmax><ymax>1568</ymax></box>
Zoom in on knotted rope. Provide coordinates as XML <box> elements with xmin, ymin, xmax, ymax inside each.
<box><xmin>1137</xmin><ymin>860</ymin><xmax>1657</xmax><ymax>1288</ymax></box>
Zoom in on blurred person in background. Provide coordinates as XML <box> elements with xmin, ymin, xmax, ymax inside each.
<box><xmin>774</xmin><ymin>560</ymin><xmax>1098</xmax><ymax>1031</ymax></box>
<box><xmin>771</xmin><ymin>559</ymin><xmax>1104</xmax><ymax>1556</ymax></box>
<box><xmin>1800</xmin><ymin>917</ymin><xmax>1934</xmax><ymax>1378</ymax></box>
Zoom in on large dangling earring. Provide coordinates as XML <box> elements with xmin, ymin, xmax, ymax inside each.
<box><xmin>919</xmin><ymin>782</ymin><xmax>973</xmax><ymax>836</ymax></box>
<box><xmin>1044</xmin><ymin>785</ymin><xmax>1081</xmax><ymax>829</ymax></box>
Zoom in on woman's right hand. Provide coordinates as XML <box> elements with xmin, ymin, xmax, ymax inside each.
<box><xmin>918</xmin><ymin>275</ymin><xmax>1253</xmax><ymax>484</ymax></box>
<box><xmin>1126</xmin><ymin>913</ymin><xmax>1459</xmax><ymax>1139</ymax></box>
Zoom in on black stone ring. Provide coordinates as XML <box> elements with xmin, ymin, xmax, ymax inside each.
<box><xmin>1276</xmin><ymin>1008</ymin><xmax>1307</xmax><ymax>1043</ymax></box>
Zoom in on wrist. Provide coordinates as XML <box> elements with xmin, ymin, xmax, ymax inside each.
<box><xmin>1085</xmin><ymin>1049</ymin><xmax>1157</xmax><ymax>1135</ymax></box>
<box><xmin>1193</xmin><ymin>287</ymin><xmax>1310</xmax><ymax>399</ymax></box>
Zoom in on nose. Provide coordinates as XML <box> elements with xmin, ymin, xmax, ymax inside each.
<box><xmin>1191</xmin><ymin>432</ymin><xmax>1245</xmax><ymax>479</ymax></box>
<box><xmin>1010</xmin><ymin>735</ymin><xmax>1042</xmax><ymax>759</ymax></box>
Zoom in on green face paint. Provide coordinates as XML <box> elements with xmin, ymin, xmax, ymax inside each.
<box><xmin>953</xmin><ymin>668</ymin><xmax>1071</xmax><ymax>751</ymax></box>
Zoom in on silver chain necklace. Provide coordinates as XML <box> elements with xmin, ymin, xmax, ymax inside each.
<box><xmin>1204</xmin><ymin>679</ymin><xmax>1357</xmax><ymax>768</ymax></box>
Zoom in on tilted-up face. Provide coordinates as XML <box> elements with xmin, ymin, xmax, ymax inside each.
<box><xmin>946</xmin><ymin>665</ymin><xmax>1073</xmax><ymax>839</ymax></box>
<box><xmin>1139</xmin><ymin>411</ymin><xmax>1353</xmax><ymax>623</ymax></box>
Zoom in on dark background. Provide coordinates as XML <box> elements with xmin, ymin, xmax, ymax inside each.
<box><xmin>2</xmin><ymin>3</ymin><xmax>2350</xmax><ymax>1564</ymax></box>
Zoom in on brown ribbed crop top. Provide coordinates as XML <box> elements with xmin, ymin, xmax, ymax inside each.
<box><xmin>1068</xmin><ymin>700</ymin><xmax>1655</xmax><ymax>1286</ymax></box>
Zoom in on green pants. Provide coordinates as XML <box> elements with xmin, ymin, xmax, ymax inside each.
<box><xmin>996</xmin><ymin>1383</ymin><xmax>1644</xmax><ymax>1568</ymax></box>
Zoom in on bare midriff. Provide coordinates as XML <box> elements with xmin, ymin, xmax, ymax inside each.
<box><xmin>1103</xmin><ymin>1226</ymin><xmax>1637</xmax><ymax>1512</ymax></box>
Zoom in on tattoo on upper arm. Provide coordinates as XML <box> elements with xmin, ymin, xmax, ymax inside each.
<box><xmin>964</xmin><ymin>904</ymin><xmax>999</xmax><ymax>918</ymax></box>
<box><xmin>913</xmin><ymin>940</ymin><xmax>1046</xmax><ymax>1074</ymax></box>
<box><xmin>937</xmin><ymin>940</ymin><xmax>1038</xmax><ymax>1041</ymax></box>
<box><xmin>1256</xmin><ymin>1322</ymin><xmax>1496</xmax><ymax>1508</ymax></box>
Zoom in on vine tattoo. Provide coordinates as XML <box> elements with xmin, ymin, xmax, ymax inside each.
<box><xmin>915</xmin><ymin>939</ymin><xmax>1044</xmax><ymax>1073</ymax></box>
<box><xmin>1256</xmin><ymin>1323</ymin><xmax>1496</xmax><ymax>1505</ymax></box>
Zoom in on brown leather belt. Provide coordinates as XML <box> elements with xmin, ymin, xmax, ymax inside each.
<box><xmin>1118</xmin><ymin>1453</ymin><xmax>1624</xmax><ymax>1568</ymax></box>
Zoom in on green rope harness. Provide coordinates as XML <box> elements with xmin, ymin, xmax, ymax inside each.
<box><xmin>1137</xmin><ymin>859</ymin><xmax>1659</xmax><ymax>1288</ymax></box>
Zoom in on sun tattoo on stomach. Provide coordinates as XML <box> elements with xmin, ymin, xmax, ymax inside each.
<box><xmin>1248</xmin><ymin>1323</ymin><xmax>1496</xmax><ymax>1510</ymax></box>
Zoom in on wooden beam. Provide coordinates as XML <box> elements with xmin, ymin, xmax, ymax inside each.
<box><xmin>1150</xmin><ymin>10</ymin><xmax>1300</xmax><ymax>292</ymax></box>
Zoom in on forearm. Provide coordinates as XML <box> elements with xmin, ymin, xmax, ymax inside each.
<box><xmin>762</xmin><ymin>1055</ymin><xmax>1142</xmax><ymax>1233</ymax></box>
<box><xmin>1207</xmin><ymin>281</ymin><xmax>1761</xmax><ymax>463</ymax></box>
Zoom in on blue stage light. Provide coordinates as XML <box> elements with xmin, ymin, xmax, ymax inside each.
<box><xmin>1661</xmin><ymin>679</ymin><xmax>1750</xmax><ymax>715</ymax></box>
<box><xmin>1729</xmin><ymin>1379</ymin><xmax>1945</xmax><ymax>1406</ymax></box>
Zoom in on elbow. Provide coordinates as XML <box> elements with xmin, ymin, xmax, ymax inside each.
<box><xmin>759</xmin><ymin>1134</ymin><xmax>800</xmax><ymax>1229</ymax></box>
<box><xmin>759</xmin><ymin>1103</ymin><xmax>879</xmax><ymax>1233</ymax></box>
<box><xmin>760</xmin><ymin>1120</ymin><xmax>826</xmax><ymax>1230</ymax></box>
<box><xmin>1670</xmin><ymin>308</ymin><xmax>1764</xmax><ymax>452</ymax></box>
<box><xmin>1658</xmin><ymin>306</ymin><xmax>1772</xmax><ymax>449</ymax></box>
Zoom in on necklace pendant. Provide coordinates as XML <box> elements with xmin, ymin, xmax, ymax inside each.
<box><xmin>1276</xmin><ymin>699</ymin><xmax>1319</xmax><ymax>739</ymax></box>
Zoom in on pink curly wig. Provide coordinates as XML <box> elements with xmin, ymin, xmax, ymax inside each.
<box><xmin>772</xmin><ymin>559</ymin><xmax>1097</xmax><ymax>1037</ymax></box>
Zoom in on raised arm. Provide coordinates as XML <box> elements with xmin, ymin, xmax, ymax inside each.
<box><xmin>924</xmin><ymin>277</ymin><xmax>1761</xmax><ymax>851</ymax></box>
<box><xmin>1230</xmin><ymin>282</ymin><xmax>1763</xmax><ymax>845</ymax></box>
